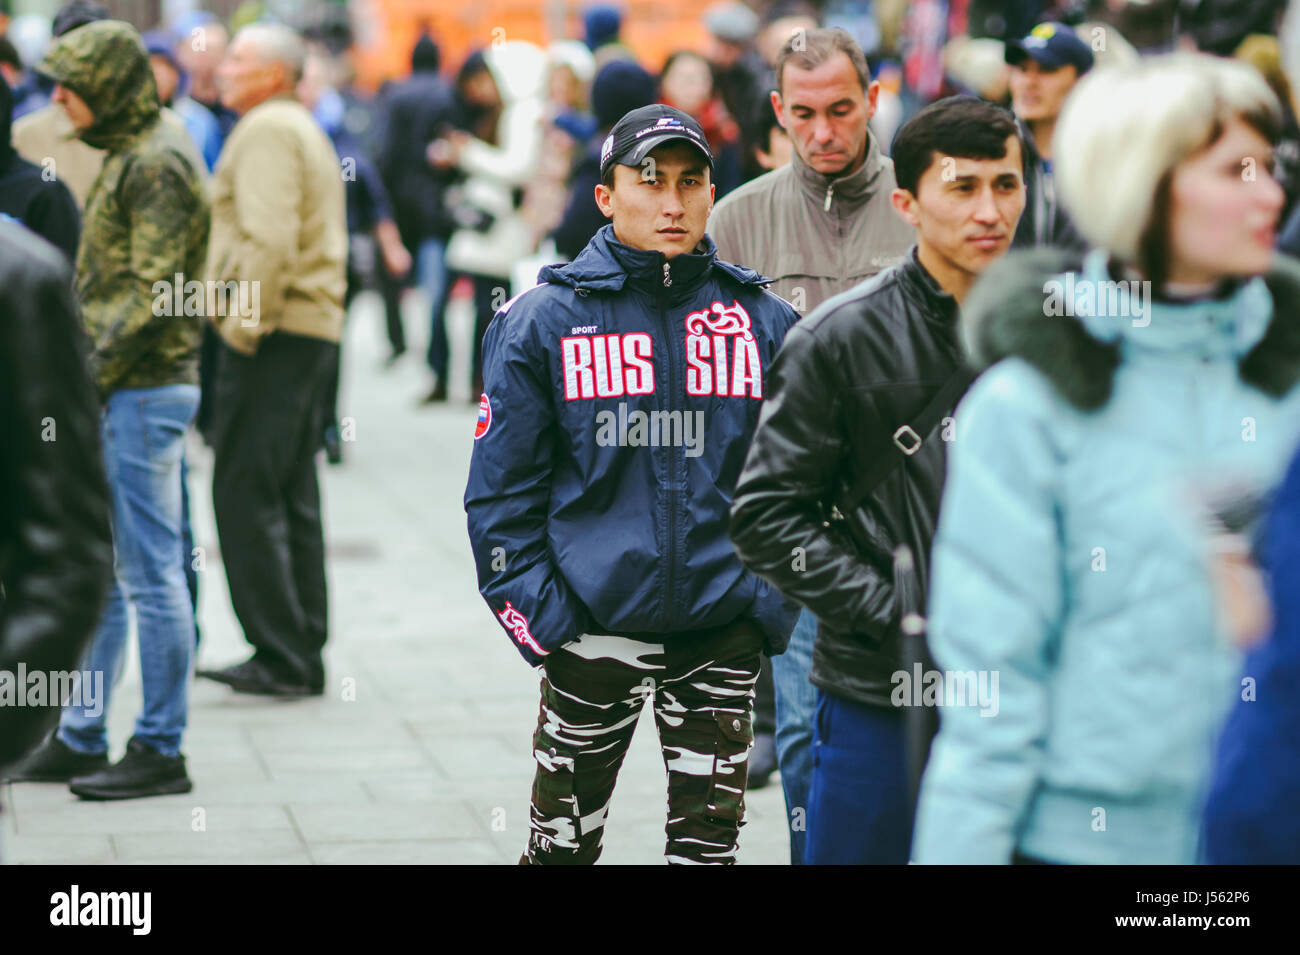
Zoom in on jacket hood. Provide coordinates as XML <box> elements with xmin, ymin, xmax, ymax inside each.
<box><xmin>540</xmin><ymin>223</ymin><xmax>769</xmax><ymax>294</ymax></box>
<box><xmin>38</xmin><ymin>20</ymin><xmax>160</xmax><ymax>152</ymax></box>
<box><xmin>483</xmin><ymin>40</ymin><xmax>546</xmax><ymax>104</ymax></box>
<box><xmin>962</xmin><ymin>247</ymin><xmax>1300</xmax><ymax>410</ymax></box>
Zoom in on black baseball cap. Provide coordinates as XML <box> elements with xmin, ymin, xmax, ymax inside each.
<box><xmin>1005</xmin><ymin>21</ymin><xmax>1094</xmax><ymax>74</ymax></box>
<box><xmin>599</xmin><ymin>104</ymin><xmax>715</xmax><ymax>180</ymax></box>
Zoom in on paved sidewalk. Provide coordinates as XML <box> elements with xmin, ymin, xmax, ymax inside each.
<box><xmin>1</xmin><ymin>288</ymin><xmax>792</xmax><ymax>865</ymax></box>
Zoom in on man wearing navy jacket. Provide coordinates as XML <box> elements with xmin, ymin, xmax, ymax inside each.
<box><xmin>465</xmin><ymin>104</ymin><xmax>799</xmax><ymax>865</ymax></box>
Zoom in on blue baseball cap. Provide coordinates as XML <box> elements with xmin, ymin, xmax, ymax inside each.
<box><xmin>1005</xmin><ymin>22</ymin><xmax>1093</xmax><ymax>74</ymax></box>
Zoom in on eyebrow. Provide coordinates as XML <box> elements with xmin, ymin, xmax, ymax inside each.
<box><xmin>790</xmin><ymin>99</ymin><xmax>855</xmax><ymax>111</ymax></box>
<box><xmin>948</xmin><ymin>170</ymin><xmax>1021</xmax><ymax>182</ymax></box>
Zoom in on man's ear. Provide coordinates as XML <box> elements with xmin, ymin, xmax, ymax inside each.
<box><xmin>769</xmin><ymin>90</ymin><xmax>785</xmax><ymax>131</ymax></box>
<box><xmin>866</xmin><ymin>80</ymin><xmax>880</xmax><ymax>123</ymax></box>
<box><xmin>595</xmin><ymin>182</ymin><xmax>614</xmax><ymax>219</ymax></box>
<box><xmin>890</xmin><ymin>186</ymin><xmax>920</xmax><ymax>229</ymax></box>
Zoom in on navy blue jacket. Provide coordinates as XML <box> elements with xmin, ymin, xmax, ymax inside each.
<box><xmin>465</xmin><ymin>224</ymin><xmax>801</xmax><ymax>665</ymax></box>
<box><xmin>1203</xmin><ymin>440</ymin><xmax>1300</xmax><ymax>863</ymax></box>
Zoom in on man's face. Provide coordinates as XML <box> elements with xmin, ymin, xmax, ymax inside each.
<box><xmin>150</xmin><ymin>55</ymin><xmax>180</xmax><ymax>104</ymax></box>
<box><xmin>177</xmin><ymin>24</ymin><xmax>228</xmax><ymax>81</ymax></box>
<box><xmin>51</xmin><ymin>83</ymin><xmax>94</xmax><ymax>131</ymax></box>
<box><xmin>1009</xmin><ymin>59</ymin><xmax>1078</xmax><ymax>124</ymax></box>
<box><xmin>892</xmin><ymin>137</ymin><xmax>1026</xmax><ymax>280</ymax></box>
<box><xmin>772</xmin><ymin>52</ymin><xmax>877</xmax><ymax>176</ymax></box>
<box><xmin>594</xmin><ymin>141</ymin><xmax>715</xmax><ymax>259</ymax></box>
<box><xmin>705</xmin><ymin>36</ymin><xmax>743</xmax><ymax>70</ymax></box>
<box><xmin>218</xmin><ymin>34</ymin><xmax>283</xmax><ymax>114</ymax></box>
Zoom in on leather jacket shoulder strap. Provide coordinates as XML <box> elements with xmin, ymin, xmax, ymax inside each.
<box><xmin>837</xmin><ymin>365</ymin><xmax>977</xmax><ymax>517</ymax></box>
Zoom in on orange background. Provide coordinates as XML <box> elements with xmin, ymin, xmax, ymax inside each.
<box><xmin>349</xmin><ymin>0</ymin><xmax>711</xmax><ymax>89</ymax></box>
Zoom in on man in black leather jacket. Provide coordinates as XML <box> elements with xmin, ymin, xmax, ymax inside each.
<box><xmin>729</xmin><ymin>96</ymin><xmax>1026</xmax><ymax>864</ymax></box>
<box><xmin>0</xmin><ymin>219</ymin><xmax>112</xmax><ymax>774</ymax></box>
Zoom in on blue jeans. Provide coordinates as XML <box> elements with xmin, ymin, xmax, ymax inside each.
<box><xmin>418</xmin><ymin>237</ymin><xmax>452</xmax><ymax>380</ymax></box>
<box><xmin>772</xmin><ymin>607</ymin><xmax>818</xmax><ymax>864</ymax></box>
<box><xmin>59</xmin><ymin>385</ymin><xmax>199</xmax><ymax>757</ymax></box>
<box><xmin>806</xmin><ymin>690</ymin><xmax>912</xmax><ymax>864</ymax></box>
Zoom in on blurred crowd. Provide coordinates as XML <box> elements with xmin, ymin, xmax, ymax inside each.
<box><xmin>3</xmin><ymin>0</ymin><xmax>1300</xmax><ymax>866</ymax></box>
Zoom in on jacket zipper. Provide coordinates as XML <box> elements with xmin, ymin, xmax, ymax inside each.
<box><xmin>824</xmin><ymin>181</ymin><xmax>834</xmax><ymax>212</ymax></box>
<box><xmin>661</xmin><ymin>254</ymin><xmax>677</xmax><ymax>630</ymax></box>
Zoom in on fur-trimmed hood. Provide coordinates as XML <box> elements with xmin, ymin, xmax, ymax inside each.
<box><xmin>961</xmin><ymin>248</ymin><xmax>1300</xmax><ymax>410</ymax></box>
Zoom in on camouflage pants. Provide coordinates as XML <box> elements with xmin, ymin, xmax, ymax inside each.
<box><xmin>524</xmin><ymin>619</ymin><xmax>762</xmax><ymax>865</ymax></box>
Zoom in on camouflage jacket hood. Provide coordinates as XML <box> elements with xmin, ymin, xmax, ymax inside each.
<box><xmin>38</xmin><ymin>20</ymin><xmax>160</xmax><ymax>153</ymax></box>
<box><xmin>40</xmin><ymin>20</ymin><xmax>210</xmax><ymax>398</ymax></box>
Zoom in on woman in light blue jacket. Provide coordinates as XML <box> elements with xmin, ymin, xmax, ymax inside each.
<box><xmin>911</xmin><ymin>54</ymin><xmax>1300</xmax><ymax>864</ymax></box>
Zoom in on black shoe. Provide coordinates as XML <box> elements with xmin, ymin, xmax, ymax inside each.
<box><xmin>420</xmin><ymin>381</ymin><xmax>448</xmax><ymax>404</ymax></box>
<box><xmin>197</xmin><ymin>658</ymin><xmax>323</xmax><ymax>697</ymax></box>
<box><xmin>323</xmin><ymin>425</ymin><xmax>343</xmax><ymax>465</ymax></box>
<box><xmin>3</xmin><ymin>734</ymin><xmax>108</xmax><ymax>783</ymax></box>
<box><xmin>69</xmin><ymin>737</ymin><xmax>192</xmax><ymax>800</ymax></box>
<box><xmin>747</xmin><ymin>732</ymin><xmax>778</xmax><ymax>790</ymax></box>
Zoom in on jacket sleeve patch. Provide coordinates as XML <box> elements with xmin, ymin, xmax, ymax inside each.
<box><xmin>474</xmin><ymin>393</ymin><xmax>493</xmax><ymax>439</ymax></box>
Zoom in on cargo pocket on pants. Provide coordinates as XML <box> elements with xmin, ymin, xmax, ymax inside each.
<box><xmin>705</xmin><ymin>710</ymin><xmax>753</xmax><ymax>824</ymax></box>
<box><xmin>531</xmin><ymin>736</ymin><xmax>583</xmax><ymax>853</ymax></box>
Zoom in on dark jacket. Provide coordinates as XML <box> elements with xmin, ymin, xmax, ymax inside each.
<box><xmin>1204</xmin><ymin>437</ymin><xmax>1300</xmax><ymax>864</ymax></box>
<box><xmin>1010</xmin><ymin>118</ymin><xmax>1087</xmax><ymax>254</ymax></box>
<box><xmin>0</xmin><ymin>78</ymin><xmax>79</xmax><ymax>263</ymax></box>
<box><xmin>550</xmin><ymin>132</ymin><xmax>607</xmax><ymax>262</ymax></box>
<box><xmin>730</xmin><ymin>248</ymin><xmax>969</xmax><ymax>707</ymax></box>
<box><xmin>465</xmin><ymin>224</ymin><xmax>801</xmax><ymax>665</ymax></box>
<box><xmin>377</xmin><ymin>63</ymin><xmax>459</xmax><ymax>249</ymax></box>
<box><xmin>0</xmin><ymin>219</ymin><xmax>113</xmax><ymax>769</ymax></box>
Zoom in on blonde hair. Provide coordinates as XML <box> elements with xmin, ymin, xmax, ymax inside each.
<box><xmin>1055</xmin><ymin>53</ymin><xmax>1281</xmax><ymax>269</ymax></box>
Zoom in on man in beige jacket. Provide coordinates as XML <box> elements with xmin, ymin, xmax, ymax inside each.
<box><xmin>197</xmin><ymin>22</ymin><xmax>346</xmax><ymax>698</ymax></box>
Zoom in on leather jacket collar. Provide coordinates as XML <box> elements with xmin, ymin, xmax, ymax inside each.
<box><xmin>902</xmin><ymin>246</ymin><xmax>960</xmax><ymax>327</ymax></box>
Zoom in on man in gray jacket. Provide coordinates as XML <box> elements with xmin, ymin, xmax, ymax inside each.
<box><xmin>707</xmin><ymin>26</ymin><xmax>914</xmax><ymax>864</ymax></box>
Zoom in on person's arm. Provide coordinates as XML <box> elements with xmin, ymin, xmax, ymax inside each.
<box><xmin>91</xmin><ymin>155</ymin><xmax>204</xmax><ymax>395</ymax></box>
<box><xmin>0</xmin><ymin>228</ymin><xmax>113</xmax><ymax>767</ymax></box>
<box><xmin>729</xmin><ymin>321</ymin><xmax>899</xmax><ymax>640</ymax></box>
<box><xmin>910</xmin><ymin>367</ymin><xmax>1065</xmax><ymax>863</ymax></box>
<box><xmin>455</xmin><ymin>101</ymin><xmax>544</xmax><ymax>187</ymax></box>
<box><xmin>25</xmin><ymin>178</ymin><xmax>80</xmax><ymax>265</ymax></box>
<box><xmin>218</xmin><ymin>119</ymin><xmax>309</xmax><ymax>350</ymax></box>
<box><xmin>464</xmin><ymin>295</ymin><xmax>593</xmax><ymax>665</ymax></box>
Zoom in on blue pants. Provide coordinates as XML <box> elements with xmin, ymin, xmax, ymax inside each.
<box><xmin>771</xmin><ymin>607</ymin><xmax>817</xmax><ymax>864</ymax></box>
<box><xmin>806</xmin><ymin>689</ymin><xmax>912</xmax><ymax>865</ymax></box>
<box><xmin>60</xmin><ymin>385</ymin><xmax>199</xmax><ymax>757</ymax></box>
<box><xmin>419</xmin><ymin>237</ymin><xmax>453</xmax><ymax>380</ymax></box>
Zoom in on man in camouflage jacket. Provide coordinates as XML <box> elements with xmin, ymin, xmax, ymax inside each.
<box><xmin>8</xmin><ymin>19</ymin><xmax>211</xmax><ymax>800</ymax></box>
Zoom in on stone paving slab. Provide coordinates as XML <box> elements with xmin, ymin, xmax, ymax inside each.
<box><xmin>0</xmin><ymin>291</ymin><xmax>791</xmax><ymax>865</ymax></box>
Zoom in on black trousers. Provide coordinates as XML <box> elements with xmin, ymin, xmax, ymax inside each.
<box><xmin>210</xmin><ymin>332</ymin><xmax>336</xmax><ymax>686</ymax></box>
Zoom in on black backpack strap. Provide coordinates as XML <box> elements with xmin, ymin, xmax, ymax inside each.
<box><xmin>837</xmin><ymin>365</ymin><xmax>977</xmax><ymax>517</ymax></box>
